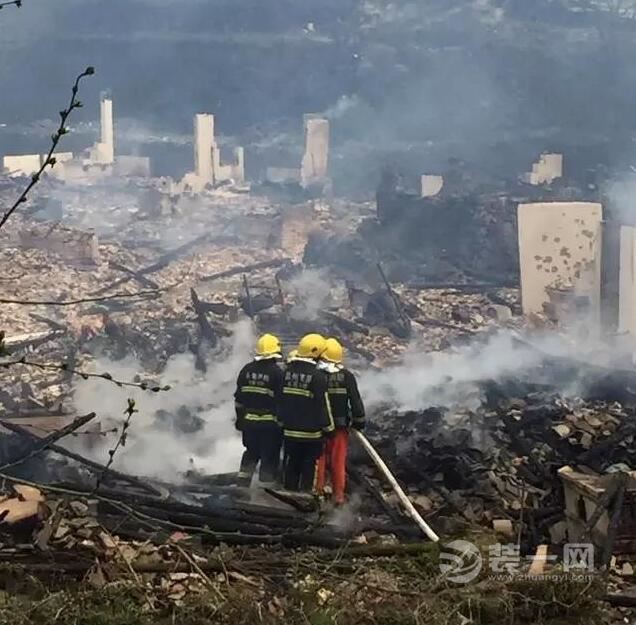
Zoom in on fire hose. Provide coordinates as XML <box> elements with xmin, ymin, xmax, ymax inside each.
<box><xmin>352</xmin><ymin>429</ymin><xmax>440</xmax><ymax>542</ymax></box>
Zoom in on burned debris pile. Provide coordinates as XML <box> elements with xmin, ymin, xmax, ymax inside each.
<box><xmin>2</xmin><ymin>149</ymin><xmax>636</xmax><ymax>622</ymax></box>
<box><xmin>359</xmin><ymin>352</ymin><xmax>636</xmax><ymax>550</ymax></box>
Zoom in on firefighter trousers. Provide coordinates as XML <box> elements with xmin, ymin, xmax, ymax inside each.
<box><xmin>239</xmin><ymin>423</ymin><xmax>281</xmax><ymax>484</ymax></box>
<box><xmin>316</xmin><ymin>428</ymin><xmax>349</xmax><ymax>504</ymax></box>
<box><xmin>282</xmin><ymin>438</ymin><xmax>323</xmax><ymax>492</ymax></box>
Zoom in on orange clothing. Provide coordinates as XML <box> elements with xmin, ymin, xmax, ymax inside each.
<box><xmin>316</xmin><ymin>429</ymin><xmax>349</xmax><ymax>504</ymax></box>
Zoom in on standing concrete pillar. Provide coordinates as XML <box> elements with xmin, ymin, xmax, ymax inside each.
<box><xmin>100</xmin><ymin>93</ymin><xmax>114</xmax><ymax>164</ymax></box>
<box><xmin>194</xmin><ymin>113</ymin><xmax>215</xmax><ymax>183</ymax></box>
<box><xmin>301</xmin><ymin>116</ymin><xmax>329</xmax><ymax>187</ymax></box>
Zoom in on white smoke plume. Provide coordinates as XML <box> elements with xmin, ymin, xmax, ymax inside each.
<box><xmin>68</xmin><ymin>319</ymin><xmax>256</xmax><ymax>481</ymax></box>
<box><xmin>358</xmin><ymin>328</ymin><xmax>622</xmax><ymax>415</ymax></box>
<box><xmin>287</xmin><ymin>268</ymin><xmax>334</xmax><ymax>320</ymax></box>
<box><xmin>605</xmin><ymin>172</ymin><xmax>636</xmax><ymax>226</ymax></box>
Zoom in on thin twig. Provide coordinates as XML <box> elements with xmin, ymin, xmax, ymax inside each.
<box><xmin>0</xmin><ymin>412</ymin><xmax>97</xmax><ymax>471</ymax></box>
<box><xmin>0</xmin><ymin>67</ymin><xmax>95</xmax><ymax>231</ymax></box>
<box><xmin>0</xmin><ymin>358</ymin><xmax>171</xmax><ymax>392</ymax></box>
<box><xmin>92</xmin><ymin>399</ymin><xmax>137</xmax><ymax>495</ymax></box>
<box><xmin>172</xmin><ymin>542</ymin><xmax>225</xmax><ymax>603</ymax></box>
<box><xmin>0</xmin><ymin>288</ymin><xmax>162</xmax><ymax>306</ymax></box>
<box><xmin>100</xmin><ymin>524</ymin><xmax>156</xmax><ymax>610</ymax></box>
<box><xmin>0</xmin><ymin>0</ymin><xmax>22</xmax><ymax>9</ymax></box>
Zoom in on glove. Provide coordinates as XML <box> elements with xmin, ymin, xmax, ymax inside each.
<box><xmin>235</xmin><ymin>406</ymin><xmax>246</xmax><ymax>432</ymax></box>
<box><xmin>352</xmin><ymin>420</ymin><xmax>366</xmax><ymax>432</ymax></box>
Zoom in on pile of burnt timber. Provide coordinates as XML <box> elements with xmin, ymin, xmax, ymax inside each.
<box><xmin>0</xmin><ymin>412</ymin><xmax>426</xmax><ymax>552</ymax></box>
<box><xmin>359</xmin><ymin>351</ymin><xmax>636</xmax><ymax>546</ymax></box>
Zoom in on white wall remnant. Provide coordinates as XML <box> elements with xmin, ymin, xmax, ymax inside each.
<box><xmin>179</xmin><ymin>113</ymin><xmax>245</xmax><ymax>192</ymax></box>
<box><xmin>619</xmin><ymin>226</ymin><xmax>636</xmax><ymax>337</ymax></box>
<box><xmin>301</xmin><ymin>115</ymin><xmax>329</xmax><ymax>187</ymax></box>
<box><xmin>523</xmin><ymin>153</ymin><xmax>563</xmax><ymax>185</ymax></box>
<box><xmin>2</xmin><ymin>93</ymin><xmax>150</xmax><ymax>183</ymax></box>
<box><xmin>194</xmin><ymin>113</ymin><xmax>214</xmax><ymax>182</ymax></box>
<box><xmin>214</xmin><ymin>145</ymin><xmax>245</xmax><ymax>184</ymax></box>
<box><xmin>3</xmin><ymin>153</ymin><xmax>73</xmax><ymax>177</ymax></box>
<box><xmin>89</xmin><ymin>92</ymin><xmax>115</xmax><ymax>165</ymax></box>
<box><xmin>517</xmin><ymin>202</ymin><xmax>602</xmax><ymax>324</ymax></box>
<box><xmin>420</xmin><ymin>175</ymin><xmax>444</xmax><ymax>198</ymax></box>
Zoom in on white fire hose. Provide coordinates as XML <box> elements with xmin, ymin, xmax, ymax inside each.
<box><xmin>353</xmin><ymin>430</ymin><xmax>440</xmax><ymax>542</ymax></box>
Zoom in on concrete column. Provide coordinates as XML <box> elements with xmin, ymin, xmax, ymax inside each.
<box><xmin>194</xmin><ymin>113</ymin><xmax>214</xmax><ymax>182</ymax></box>
<box><xmin>100</xmin><ymin>93</ymin><xmax>114</xmax><ymax>164</ymax></box>
<box><xmin>619</xmin><ymin>226</ymin><xmax>636</xmax><ymax>336</ymax></box>
<box><xmin>301</xmin><ymin>116</ymin><xmax>329</xmax><ymax>186</ymax></box>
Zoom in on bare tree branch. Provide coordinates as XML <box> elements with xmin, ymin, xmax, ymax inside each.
<box><xmin>0</xmin><ymin>66</ymin><xmax>95</xmax><ymax>232</ymax></box>
<box><xmin>92</xmin><ymin>398</ymin><xmax>137</xmax><ymax>494</ymax></box>
<box><xmin>0</xmin><ymin>0</ymin><xmax>22</xmax><ymax>10</ymax></box>
<box><xmin>0</xmin><ymin>288</ymin><xmax>164</xmax><ymax>306</ymax></box>
<box><xmin>0</xmin><ymin>357</ymin><xmax>171</xmax><ymax>392</ymax></box>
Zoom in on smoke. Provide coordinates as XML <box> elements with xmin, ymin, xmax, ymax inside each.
<box><xmin>67</xmin><ymin>319</ymin><xmax>256</xmax><ymax>481</ymax></box>
<box><xmin>3</xmin><ymin>0</ymin><xmax>636</xmax><ymax>194</ymax></box>
<box><xmin>358</xmin><ymin>328</ymin><xmax>620</xmax><ymax>415</ymax></box>
<box><xmin>604</xmin><ymin>172</ymin><xmax>636</xmax><ymax>226</ymax></box>
<box><xmin>322</xmin><ymin>95</ymin><xmax>363</xmax><ymax>121</ymax></box>
<box><xmin>287</xmin><ymin>268</ymin><xmax>334</xmax><ymax>320</ymax></box>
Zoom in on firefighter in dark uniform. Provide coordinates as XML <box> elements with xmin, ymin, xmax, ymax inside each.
<box><xmin>316</xmin><ymin>338</ymin><xmax>365</xmax><ymax>505</ymax></box>
<box><xmin>234</xmin><ymin>334</ymin><xmax>284</xmax><ymax>486</ymax></box>
<box><xmin>278</xmin><ymin>333</ymin><xmax>335</xmax><ymax>492</ymax></box>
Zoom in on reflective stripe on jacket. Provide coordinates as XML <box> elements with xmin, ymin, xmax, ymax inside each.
<box><xmin>279</xmin><ymin>359</ymin><xmax>334</xmax><ymax>439</ymax></box>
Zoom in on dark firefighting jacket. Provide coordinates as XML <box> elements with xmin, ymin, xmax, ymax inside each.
<box><xmin>327</xmin><ymin>367</ymin><xmax>366</xmax><ymax>429</ymax></box>
<box><xmin>278</xmin><ymin>359</ymin><xmax>335</xmax><ymax>440</ymax></box>
<box><xmin>234</xmin><ymin>358</ymin><xmax>284</xmax><ymax>428</ymax></box>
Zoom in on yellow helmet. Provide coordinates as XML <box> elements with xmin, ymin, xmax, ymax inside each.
<box><xmin>323</xmin><ymin>338</ymin><xmax>344</xmax><ymax>364</ymax></box>
<box><xmin>286</xmin><ymin>349</ymin><xmax>299</xmax><ymax>363</ymax></box>
<box><xmin>255</xmin><ymin>333</ymin><xmax>282</xmax><ymax>357</ymax></box>
<box><xmin>297</xmin><ymin>333</ymin><xmax>327</xmax><ymax>359</ymax></box>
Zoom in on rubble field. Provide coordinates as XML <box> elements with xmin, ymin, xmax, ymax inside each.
<box><xmin>0</xmin><ymin>175</ymin><xmax>635</xmax><ymax>623</ymax></box>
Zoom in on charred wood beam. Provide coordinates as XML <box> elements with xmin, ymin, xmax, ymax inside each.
<box><xmin>1</xmin><ymin>330</ymin><xmax>64</xmax><ymax>354</ymax></box>
<box><xmin>28</xmin><ymin>314</ymin><xmax>67</xmax><ymax>333</ymax></box>
<box><xmin>413</xmin><ymin>317</ymin><xmax>478</xmax><ymax>335</ymax></box>
<box><xmin>376</xmin><ymin>263</ymin><xmax>410</xmax><ymax>332</ymax></box>
<box><xmin>66</xmin><ymin>483</ymin><xmax>312</xmax><ymax>529</ymax></box>
<box><xmin>320</xmin><ymin>310</ymin><xmax>370</xmax><ymax>335</ymax></box>
<box><xmin>604</xmin><ymin>592</ymin><xmax>636</xmax><ymax>608</ymax></box>
<box><xmin>0</xmin><ymin>422</ymin><xmax>165</xmax><ymax>497</ymax></box>
<box><xmin>199</xmin><ymin>258</ymin><xmax>289</xmax><ymax>283</ymax></box>
<box><xmin>338</xmin><ymin>337</ymin><xmax>376</xmax><ymax>364</ymax></box>
<box><xmin>190</xmin><ymin>288</ymin><xmax>217</xmax><ymax>346</ymax></box>
<box><xmin>348</xmin><ymin>468</ymin><xmax>404</xmax><ymax>525</ymax></box>
<box><xmin>126</xmin><ymin>504</ymin><xmax>287</xmax><ymax>536</ymax></box>
<box><xmin>242</xmin><ymin>274</ymin><xmax>254</xmax><ymax>318</ymax></box>
<box><xmin>94</xmin><ymin>233</ymin><xmax>209</xmax><ymax>295</ymax></box>
<box><xmin>263</xmin><ymin>488</ymin><xmax>318</xmax><ymax>513</ymax></box>
<box><xmin>0</xmin><ymin>413</ymin><xmax>96</xmax><ymax>471</ymax></box>
<box><xmin>109</xmin><ymin>261</ymin><xmax>159</xmax><ymax>290</ymax></box>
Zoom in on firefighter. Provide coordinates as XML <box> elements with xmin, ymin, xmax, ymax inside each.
<box><xmin>278</xmin><ymin>333</ymin><xmax>335</xmax><ymax>492</ymax></box>
<box><xmin>316</xmin><ymin>338</ymin><xmax>365</xmax><ymax>505</ymax></box>
<box><xmin>234</xmin><ymin>333</ymin><xmax>284</xmax><ymax>486</ymax></box>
